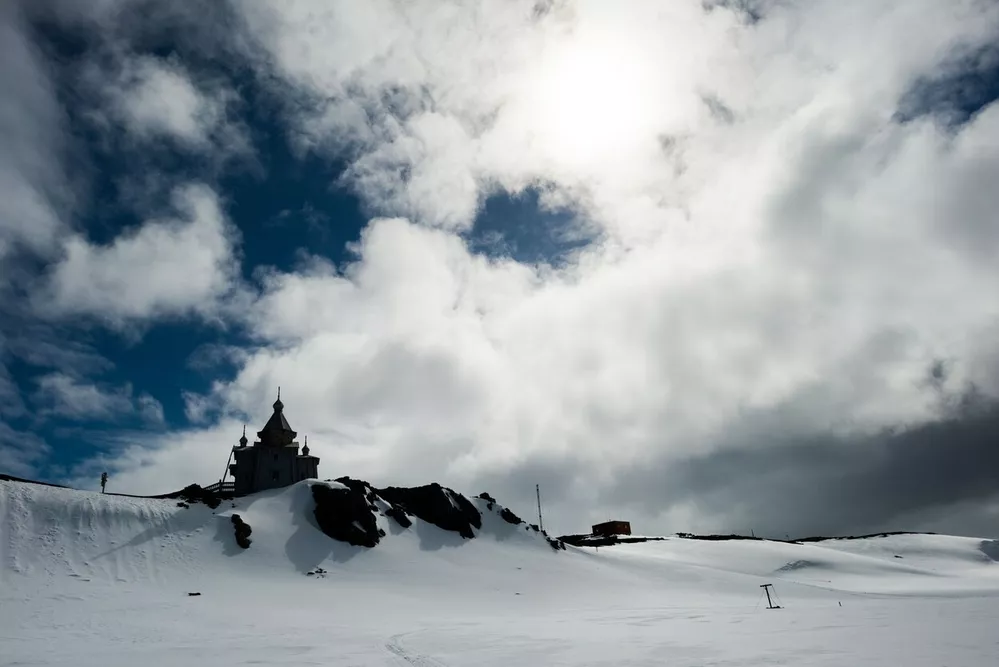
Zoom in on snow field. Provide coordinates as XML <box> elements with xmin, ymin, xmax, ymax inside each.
<box><xmin>3</xmin><ymin>479</ymin><xmax>998</xmax><ymax>666</ymax></box>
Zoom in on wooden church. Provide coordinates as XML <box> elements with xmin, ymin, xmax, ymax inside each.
<box><xmin>228</xmin><ymin>390</ymin><xmax>320</xmax><ymax>496</ymax></box>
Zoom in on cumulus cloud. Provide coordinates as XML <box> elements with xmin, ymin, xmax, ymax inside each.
<box><xmin>33</xmin><ymin>374</ymin><xmax>135</xmax><ymax>421</ymax></box>
<box><xmin>65</xmin><ymin>420</ymin><xmax>246</xmax><ymax>493</ymax></box>
<box><xmin>0</xmin><ymin>3</ymin><xmax>72</xmax><ymax>263</ymax></box>
<box><xmin>29</xmin><ymin>372</ymin><xmax>165</xmax><ymax>427</ymax></box>
<box><xmin>178</xmin><ymin>0</ymin><xmax>999</xmax><ymax>537</ymax></box>
<box><xmin>89</xmin><ymin>54</ymin><xmax>253</xmax><ymax>161</ymax></box>
<box><xmin>35</xmin><ymin>184</ymin><xmax>240</xmax><ymax>325</ymax></box>
<box><xmin>0</xmin><ymin>363</ymin><xmax>25</xmax><ymax>420</ymax></box>
<box><xmin>0</xmin><ymin>422</ymin><xmax>51</xmax><ymax>478</ymax></box>
<box><xmin>107</xmin><ymin>57</ymin><xmax>229</xmax><ymax>146</ymax></box>
<box><xmin>13</xmin><ymin>0</ymin><xmax>999</xmax><ymax>537</ymax></box>
<box><xmin>605</xmin><ymin>387</ymin><xmax>999</xmax><ymax>538</ymax></box>
<box><xmin>136</xmin><ymin>393</ymin><xmax>165</xmax><ymax>426</ymax></box>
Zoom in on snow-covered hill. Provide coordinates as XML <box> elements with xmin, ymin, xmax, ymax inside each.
<box><xmin>3</xmin><ymin>479</ymin><xmax>998</xmax><ymax>666</ymax></box>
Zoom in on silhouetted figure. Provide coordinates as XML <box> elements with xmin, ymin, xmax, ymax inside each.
<box><xmin>100</xmin><ymin>472</ymin><xmax>108</xmax><ymax>494</ymax></box>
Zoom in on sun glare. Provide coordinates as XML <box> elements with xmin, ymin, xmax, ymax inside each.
<box><xmin>528</xmin><ymin>35</ymin><xmax>660</xmax><ymax>168</ymax></box>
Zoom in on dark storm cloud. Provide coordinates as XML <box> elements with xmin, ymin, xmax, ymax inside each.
<box><xmin>475</xmin><ymin>455</ymin><xmax>591</xmax><ymax>508</ymax></box>
<box><xmin>607</xmin><ymin>390</ymin><xmax>999</xmax><ymax>539</ymax></box>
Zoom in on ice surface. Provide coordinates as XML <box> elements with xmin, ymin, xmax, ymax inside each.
<box><xmin>3</xmin><ymin>479</ymin><xmax>998</xmax><ymax>666</ymax></box>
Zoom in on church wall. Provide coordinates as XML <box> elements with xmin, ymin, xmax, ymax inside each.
<box><xmin>295</xmin><ymin>456</ymin><xmax>319</xmax><ymax>482</ymax></box>
<box><xmin>250</xmin><ymin>447</ymin><xmax>300</xmax><ymax>492</ymax></box>
<box><xmin>232</xmin><ymin>448</ymin><xmax>256</xmax><ymax>496</ymax></box>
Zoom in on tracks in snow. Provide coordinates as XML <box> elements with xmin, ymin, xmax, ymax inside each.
<box><xmin>385</xmin><ymin>632</ymin><xmax>449</xmax><ymax>667</ymax></box>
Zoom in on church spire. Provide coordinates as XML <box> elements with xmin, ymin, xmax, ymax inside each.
<box><xmin>302</xmin><ymin>435</ymin><xmax>310</xmax><ymax>456</ymax></box>
<box><xmin>239</xmin><ymin>424</ymin><xmax>247</xmax><ymax>447</ymax></box>
<box><xmin>258</xmin><ymin>386</ymin><xmax>296</xmax><ymax>446</ymax></box>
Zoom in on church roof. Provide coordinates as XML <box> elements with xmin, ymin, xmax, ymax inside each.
<box><xmin>257</xmin><ymin>389</ymin><xmax>297</xmax><ymax>445</ymax></box>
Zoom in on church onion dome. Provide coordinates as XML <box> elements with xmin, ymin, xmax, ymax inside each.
<box><xmin>257</xmin><ymin>387</ymin><xmax>298</xmax><ymax>445</ymax></box>
<box><xmin>302</xmin><ymin>435</ymin><xmax>310</xmax><ymax>456</ymax></box>
<box><xmin>238</xmin><ymin>424</ymin><xmax>248</xmax><ymax>447</ymax></box>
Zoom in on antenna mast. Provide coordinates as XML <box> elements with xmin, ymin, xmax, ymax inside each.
<box><xmin>536</xmin><ymin>484</ymin><xmax>544</xmax><ymax>533</ymax></box>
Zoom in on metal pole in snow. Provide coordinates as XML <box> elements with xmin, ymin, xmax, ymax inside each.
<box><xmin>760</xmin><ymin>584</ymin><xmax>778</xmax><ymax>609</ymax></box>
<box><xmin>536</xmin><ymin>484</ymin><xmax>544</xmax><ymax>533</ymax></box>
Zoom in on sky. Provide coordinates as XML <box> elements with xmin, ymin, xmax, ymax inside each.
<box><xmin>1</xmin><ymin>0</ymin><xmax>999</xmax><ymax>539</ymax></box>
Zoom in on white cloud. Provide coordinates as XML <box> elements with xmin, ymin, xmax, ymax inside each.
<box><xmin>62</xmin><ymin>0</ymin><xmax>999</xmax><ymax>536</ymax></box>
<box><xmin>33</xmin><ymin>374</ymin><xmax>134</xmax><ymax>421</ymax></box>
<box><xmin>0</xmin><ymin>422</ymin><xmax>50</xmax><ymax>478</ymax></box>
<box><xmin>96</xmin><ymin>55</ymin><xmax>251</xmax><ymax>158</ymax></box>
<box><xmin>0</xmin><ymin>364</ymin><xmax>25</xmax><ymax>420</ymax></box>
<box><xmin>32</xmin><ymin>373</ymin><xmax>167</xmax><ymax>427</ymax></box>
<box><xmin>36</xmin><ymin>183</ymin><xmax>240</xmax><ymax>325</ymax></box>
<box><xmin>182</xmin><ymin>389</ymin><xmax>222</xmax><ymax>425</ymax></box>
<box><xmin>67</xmin><ymin>420</ymin><xmax>246</xmax><ymax>494</ymax></box>
<box><xmin>114</xmin><ymin>58</ymin><xmax>220</xmax><ymax>145</ymax></box>
<box><xmin>0</xmin><ymin>3</ymin><xmax>71</xmax><ymax>262</ymax></box>
<box><xmin>137</xmin><ymin>393</ymin><xmax>165</xmax><ymax>426</ymax></box>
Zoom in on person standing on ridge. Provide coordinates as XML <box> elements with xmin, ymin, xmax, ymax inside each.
<box><xmin>100</xmin><ymin>472</ymin><xmax>108</xmax><ymax>494</ymax></box>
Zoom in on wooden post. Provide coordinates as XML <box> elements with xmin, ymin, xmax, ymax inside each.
<box><xmin>221</xmin><ymin>447</ymin><xmax>235</xmax><ymax>485</ymax></box>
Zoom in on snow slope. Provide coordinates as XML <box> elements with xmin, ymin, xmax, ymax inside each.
<box><xmin>3</xmin><ymin>479</ymin><xmax>999</xmax><ymax>666</ymax></box>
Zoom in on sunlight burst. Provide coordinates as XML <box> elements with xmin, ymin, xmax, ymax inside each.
<box><xmin>527</xmin><ymin>34</ymin><xmax>660</xmax><ymax>168</ymax></box>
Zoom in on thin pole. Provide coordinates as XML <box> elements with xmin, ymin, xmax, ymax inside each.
<box><xmin>760</xmin><ymin>584</ymin><xmax>777</xmax><ymax>609</ymax></box>
<box><xmin>221</xmin><ymin>447</ymin><xmax>234</xmax><ymax>484</ymax></box>
<box><xmin>536</xmin><ymin>484</ymin><xmax>544</xmax><ymax>533</ymax></box>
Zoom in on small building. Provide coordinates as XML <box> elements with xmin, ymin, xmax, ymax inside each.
<box><xmin>592</xmin><ymin>520</ymin><xmax>631</xmax><ymax>537</ymax></box>
<box><xmin>228</xmin><ymin>391</ymin><xmax>320</xmax><ymax>496</ymax></box>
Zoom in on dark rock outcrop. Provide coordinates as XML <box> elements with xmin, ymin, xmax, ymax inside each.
<box><xmin>305</xmin><ymin>478</ymin><xmax>559</xmax><ymax>554</ymax></box>
<box><xmin>674</xmin><ymin>533</ymin><xmax>763</xmax><ymax>542</ymax></box>
<box><xmin>177</xmin><ymin>484</ymin><xmax>222</xmax><ymax>509</ymax></box>
<box><xmin>560</xmin><ymin>533</ymin><xmax>667</xmax><ymax>548</ymax></box>
<box><xmin>312</xmin><ymin>482</ymin><xmax>385</xmax><ymax>548</ymax></box>
<box><xmin>333</xmin><ymin>476</ymin><xmax>379</xmax><ymax>502</ymax></box>
<box><xmin>335</xmin><ymin>476</ymin><xmax>413</xmax><ymax>529</ymax></box>
<box><xmin>793</xmin><ymin>531</ymin><xmax>932</xmax><ymax>544</ymax></box>
<box><xmin>385</xmin><ymin>506</ymin><xmax>412</xmax><ymax>528</ymax></box>
<box><xmin>562</xmin><ymin>530</ymin><xmax>939</xmax><ymax>549</ymax></box>
<box><xmin>499</xmin><ymin>507</ymin><xmax>523</xmax><ymax>525</ymax></box>
<box><xmin>231</xmin><ymin>514</ymin><xmax>252</xmax><ymax>549</ymax></box>
<box><xmin>377</xmin><ymin>483</ymin><xmax>482</xmax><ymax>539</ymax></box>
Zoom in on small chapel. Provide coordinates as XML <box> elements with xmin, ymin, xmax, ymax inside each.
<box><xmin>228</xmin><ymin>390</ymin><xmax>320</xmax><ymax>496</ymax></box>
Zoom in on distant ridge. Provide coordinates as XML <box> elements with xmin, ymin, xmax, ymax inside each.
<box><xmin>559</xmin><ymin>530</ymin><xmax>939</xmax><ymax>548</ymax></box>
